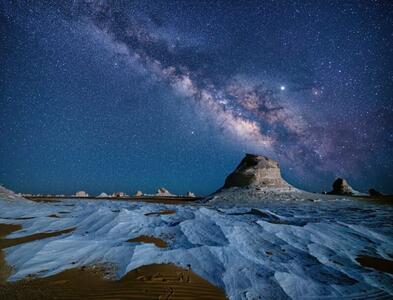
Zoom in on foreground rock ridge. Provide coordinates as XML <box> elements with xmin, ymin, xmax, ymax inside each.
<box><xmin>221</xmin><ymin>153</ymin><xmax>296</xmax><ymax>191</ymax></box>
<box><xmin>0</xmin><ymin>185</ymin><xmax>26</xmax><ymax>202</ymax></box>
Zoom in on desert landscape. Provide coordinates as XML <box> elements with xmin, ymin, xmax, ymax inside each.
<box><xmin>1</xmin><ymin>1</ymin><xmax>392</xmax><ymax>299</ymax></box>
<box><xmin>1</xmin><ymin>154</ymin><xmax>393</xmax><ymax>299</ymax></box>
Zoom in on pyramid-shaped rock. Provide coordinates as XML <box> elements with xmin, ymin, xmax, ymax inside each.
<box><xmin>221</xmin><ymin>154</ymin><xmax>295</xmax><ymax>190</ymax></box>
<box><xmin>328</xmin><ymin>178</ymin><xmax>358</xmax><ymax>195</ymax></box>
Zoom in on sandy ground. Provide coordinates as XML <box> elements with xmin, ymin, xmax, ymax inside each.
<box><xmin>0</xmin><ymin>226</ymin><xmax>75</xmax><ymax>250</ymax></box>
<box><xmin>128</xmin><ymin>235</ymin><xmax>168</xmax><ymax>248</ymax></box>
<box><xmin>356</xmin><ymin>255</ymin><xmax>393</xmax><ymax>274</ymax></box>
<box><xmin>352</xmin><ymin>195</ymin><xmax>393</xmax><ymax>204</ymax></box>
<box><xmin>145</xmin><ymin>209</ymin><xmax>176</xmax><ymax>216</ymax></box>
<box><xmin>0</xmin><ymin>224</ymin><xmax>75</xmax><ymax>284</ymax></box>
<box><xmin>0</xmin><ymin>224</ymin><xmax>20</xmax><ymax>284</ymax></box>
<box><xmin>0</xmin><ymin>263</ymin><xmax>227</xmax><ymax>300</ymax></box>
<box><xmin>0</xmin><ymin>223</ymin><xmax>226</xmax><ymax>299</ymax></box>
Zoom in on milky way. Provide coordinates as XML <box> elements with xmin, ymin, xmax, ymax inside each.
<box><xmin>0</xmin><ymin>1</ymin><xmax>392</xmax><ymax>194</ymax></box>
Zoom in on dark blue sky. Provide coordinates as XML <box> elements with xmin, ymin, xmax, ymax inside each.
<box><xmin>1</xmin><ymin>1</ymin><xmax>392</xmax><ymax>195</ymax></box>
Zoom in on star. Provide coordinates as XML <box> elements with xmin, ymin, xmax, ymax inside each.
<box><xmin>0</xmin><ymin>0</ymin><xmax>391</xmax><ymax>195</ymax></box>
<box><xmin>312</xmin><ymin>88</ymin><xmax>321</xmax><ymax>96</ymax></box>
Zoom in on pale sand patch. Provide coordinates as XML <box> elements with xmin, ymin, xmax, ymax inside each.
<box><xmin>145</xmin><ymin>209</ymin><xmax>176</xmax><ymax>216</ymax></box>
<box><xmin>127</xmin><ymin>235</ymin><xmax>168</xmax><ymax>248</ymax></box>
<box><xmin>356</xmin><ymin>255</ymin><xmax>393</xmax><ymax>274</ymax></box>
<box><xmin>0</xmin><ymin>226</ymin><xmax>75</xmax><ymax>250</ymax></box>
<box><xmin>48</xmin><ymin>214</ymin><xmax>60</xmax><ymax>218</ymax></box>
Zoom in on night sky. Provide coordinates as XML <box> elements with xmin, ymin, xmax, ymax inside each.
<box><xmin>1</xmin><ymin>1</ymin><xmax>392</xmax><ymax>196</ymax></box>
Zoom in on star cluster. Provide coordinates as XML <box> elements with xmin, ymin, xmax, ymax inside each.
<box><xmin>0</xmin><ymin>1</ymin><xmax>392</xmax><ymax>195</ymax></box>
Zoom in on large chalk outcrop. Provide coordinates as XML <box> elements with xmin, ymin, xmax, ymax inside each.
<box><xmin>328</xmin><ymin>178</ymin><xmax>359</xmax><ymax>196</ymax></box>
<box><xmin>209</xmin><ymin>154</ymin><xmax>309</xmax><ymax>204</ymax></box>
<box><xmin>221</xmin><ymin>154</ymin><xmax>295</xmax><ymax>191</ymax></box>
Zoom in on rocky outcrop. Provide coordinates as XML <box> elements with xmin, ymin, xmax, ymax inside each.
<box><xmin>0</xmin><ymin>186</ymin><xmax>26</xmax><ymax>202</ymax></box>
<box><xmin>328</xmin><ymin>178</ymin><xmax>357</xmax><ymax>196</ymax></box>
<box><xmin>207</xmin><ymin>154</ymin><xmax>308</xmax><ymax>204</ymax></box>
<box><xmin>221</xmin><ymin>154</ymin><xmax>295</xmax><ymax>191</ymax></box>
<box><xmin>156</xmin><ymin>188</ymin><xmax>174</xmax><ymax>197</ymax></box>
<box><xmin>97</xmin><ymin>192</ymin><xmax>109</xmax><ymax>198</ymax></box>
<box><xmin>368</xmin><ymin>188</ymin><xmax>382</xmax><ymax>196</ymax></box>
<box><xmin>75</xmin><ymin>191</ymin><xmax>89</xmax><ymax>197</ymax></box>
<box><xmin>112</xmin><ymin>192</ymin><xmax>127</xmax><ymax>198</ymax></box>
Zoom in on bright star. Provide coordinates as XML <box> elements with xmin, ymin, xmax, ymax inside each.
<box><xmin>312</xmin><ymin>87</ymin><xmax>322</xmax><ymax>96</ymax></box>
<box><xmin>280</xmin><ymin>85</ymin><xmax>286</xmax><ymax>91</ymax></box>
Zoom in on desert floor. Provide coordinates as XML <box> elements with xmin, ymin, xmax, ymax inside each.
<box><xmin>0</xmin><ymin>223</ymin><xmax>226</xmax><ymax>299</ymax></box>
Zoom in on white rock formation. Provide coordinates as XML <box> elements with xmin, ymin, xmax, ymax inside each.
<box><xmin>221</xmin><ymin>154</ymin><xmax>295</xmax><ymax>190</ymax></box>
<box><xmin>0</xmin><ymin>185</ymin><xmax>26</xmax><ymax>202</ymax></box>
<box><xmin>75</xmin><ymin>191</ymin><xmax>89</xmax><ymax>197</ymax></box>
<box><xmin>156</xmin><ymin>188</ymin><xmax>174</xmax><ymax>197</ymax></box>
<box><xmin>112</xmin><ymin>192</ymin><xmax>128</xmax><ymax>198</ymax></box>
<box><xmin>210</xmin><ymin>154</ymin><xmax>311</xmax><ymax>204</ymax></box>
<box><xmin>328</xmin><ymin>178</ymin><xmax>362</xmax><ymax>196</ymax></box>
<box><xmin>97</xmin><ymin>192</ymin><xmax>109</xmax><ymax>198</ymax></box>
